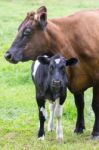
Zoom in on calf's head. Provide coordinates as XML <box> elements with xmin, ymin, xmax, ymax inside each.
<box><xmin>5</xmin><ymin>6</ymin><xmax>49</xmax><ymax>64</ymax></box>
<box><xmin>38</xmin><ymin>55</ymin><xmax>78</xmax><ymax>92</ymax></box>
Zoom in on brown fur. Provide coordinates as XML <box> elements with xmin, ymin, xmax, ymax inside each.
<box><xmin>20</xmin><ymin>8</ymin><xmax>99</xmax><ymax>93</ymax></box>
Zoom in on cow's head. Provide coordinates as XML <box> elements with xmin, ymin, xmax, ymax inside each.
<box><xmin>38</xmin><ymin>55</ymin><xmax>78</xmax><ymax>92</ymax></box>
<box><xmin>5</xmin><ymin>6</ymin><xmax>49</xmax><ymax>64</ymax></box>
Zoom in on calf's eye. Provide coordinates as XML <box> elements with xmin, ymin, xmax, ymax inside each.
<box><xmin>50</xmin><ymin>65</ymin><xmax>54</xmax><ymax>72</ymax></box>
<box><xmin>60</xmin><ymin>66</ymin><xmax>65</xmax><ymax>72</ymax></box>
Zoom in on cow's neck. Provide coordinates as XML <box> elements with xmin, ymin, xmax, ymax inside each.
<box><xmin>46</xmin><ymin>21</ymin><xmax>72</xmax><ymax>58</ymax></box>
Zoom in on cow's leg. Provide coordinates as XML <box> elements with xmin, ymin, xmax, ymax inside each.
<box><xmin>74</xmin><ymin>92</ymin><xmax>85</xmax><ymax>134</ymax></box>
<box><xmin>92</xmin><ymin>85</ymin><xmax>99</xmax><ymax>139</ymax></box>
<box><xmin>36</xmin><ymin>94</ymin><xmax>47</xmax><ymax>140</ymax></box>
<box><xmin>48</xmin><ymin>103</ymin><xmax>55</xmax><ymax>131</ymax></box>
<box><xmin>54</xmin><ymin>99</ymin><xmax>63</xmax><ymax>141</ymax></box>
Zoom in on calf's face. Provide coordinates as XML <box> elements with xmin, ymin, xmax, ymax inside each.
<box><xmin>38</xmin><ymin>55</ymin><xmax>78</xmax><ymax>92</ymax></box>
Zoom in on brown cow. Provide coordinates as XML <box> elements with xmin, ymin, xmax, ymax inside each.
<box><xmin>5</xmin><ymin>6</ymin><xmax>99</xmax><ymax>139</ymax></box>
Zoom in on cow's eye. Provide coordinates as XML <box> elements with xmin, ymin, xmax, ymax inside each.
<box><xmin>23</xmin><ymin>28</ymin><xmax>32</xmax><ymax>36</ymax></box>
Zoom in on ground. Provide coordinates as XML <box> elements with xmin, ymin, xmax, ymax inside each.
<box><xmin>0</xmin><ymin>0</ymin><xmax>99</xmax><ymax>149</ymax></box>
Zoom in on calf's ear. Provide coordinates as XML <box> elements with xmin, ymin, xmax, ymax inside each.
<box><xmin>66</xmin><ymin>58</ymin><xmax>78</xmax><ymax>66</ymax></box>
<box><xmin>37</xmin><ymin>56</ymin><xmax>50</xmax><ymax>65</ymax></box>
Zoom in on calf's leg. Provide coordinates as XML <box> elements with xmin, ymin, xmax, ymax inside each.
<box><xmin>74</xmin><ymin>92</ymin><xmax>85</xmax><ymax>133</ymax></box>
<box><xmin>48</xmin><ymin>103</ymin><xmax>55</xmax><ymax>131</ymax></box>
<box><xmin>54</xmin><ymin>99</ymin><xmax>63</xmax><ymax>141</ymax></box>
<box><xmin>92</xmin><ymin>85</ymin><xmax>99</xmax><ymax>139</ymax></box>
<box><xmin>36</xmin><ymin>95</ymin><xmax>47</xmax><ymax>140</ymax></box>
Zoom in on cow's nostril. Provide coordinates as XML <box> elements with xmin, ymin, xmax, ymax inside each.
<box><xmin>4</xmin><ymin>52</ymin><xmax>12</xmax><ymax>60</ymax></box>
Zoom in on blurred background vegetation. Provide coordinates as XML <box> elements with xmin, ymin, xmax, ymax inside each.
<box><xmin>0</xmin><ymin>0</ymin><xmax>99</xmax><ymax>149</ymax></box>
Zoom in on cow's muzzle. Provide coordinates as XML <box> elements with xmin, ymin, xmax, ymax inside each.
<box><xmin>5</xmin><ymin>51</ymin><xmax>12</xmax><ymax>61</ymax></box>
<box><xmin>4</xmin><ymin>51</ymin><xmax>18</xmax><ymax>64</ymax></box>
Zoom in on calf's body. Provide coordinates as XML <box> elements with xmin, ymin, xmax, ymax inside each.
<box><xmin>32</xmin><ymin>55</ymin><xmax>77</xmax><ymax>140</ymax></box>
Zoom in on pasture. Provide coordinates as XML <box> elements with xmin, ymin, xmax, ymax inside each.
<box><xmin>0</xmin><ymin>0</ymin><xmax>99</xmax><ymax>149</ymax></box>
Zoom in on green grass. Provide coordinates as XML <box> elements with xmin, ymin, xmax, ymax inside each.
<box><xmin>0</xmin><ymin>0</ymin><xmax>99</xmax><ymax>149</ymax></box>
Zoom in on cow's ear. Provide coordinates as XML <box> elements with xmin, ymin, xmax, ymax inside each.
<box><xmin>38</xmin><ymin>12</ymin><xmax>47</xmax><ymax>29</ymax></box>
<box><xmin>38</xmin><ymin>56</ymin><xmax>50</xmax><ymax>65</ymax></box>
<box><xmin>35</xmin><ymin>6</ymin><xmax>47</xmax><ymax>29</ymax></box>
<box><xmin>37</xmin><ymin>6</ymin><xmax>47</xmax><ymax>14</ymax></box>
<box><xmin>66</xmin><ymin>58</ymin><xmax>78</xmax><ymax>66</ymax></box>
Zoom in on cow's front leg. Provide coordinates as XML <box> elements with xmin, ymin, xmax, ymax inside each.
<box><xmin>54</xmin><ymin>99</ymin><xmax>63</xmax><ymax>141</ymax></box>
<box><xmin>48</xmin><ymin>103</ymin><xmax>55</xmax><ymax>131</ymax></box>
<box><xmin>36</xmin><ymin>95</ymin><xmax>47</xmax><ymax>140</ymax></box>
<box><xmin>74</xmin><ymin>92</ymin><xmax>85</xmax><ymax>134</ymax></box>
<box><xmin>92</xmin><ymin>85</ymin><xmax>99</xmax><ymax>139</ymax></box>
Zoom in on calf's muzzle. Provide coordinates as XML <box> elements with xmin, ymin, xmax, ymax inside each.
<box><xmin>52</xmin><ymin>80</ymin><xmax>62</xmax><ymax>87</ymax></box>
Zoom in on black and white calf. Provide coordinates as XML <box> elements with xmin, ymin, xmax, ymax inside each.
<box><xmin>32</xmin><ymin>55</ymin><xmax>78</xmax><ymax>140</ymax></box>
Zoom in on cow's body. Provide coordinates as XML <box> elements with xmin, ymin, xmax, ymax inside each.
<box><xmin>50</xmin><ymin>10</ymin><xmax>99</xmax><ymax>92</ymax></box>
<box><xmin>5</xmin><ymin>7</ymin><xmax>99</xmax><ymax>139</ymax></box>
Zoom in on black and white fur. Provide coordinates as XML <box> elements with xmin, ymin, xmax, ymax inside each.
<box><xmin>31</xmin><ymin>55</ymin><xmax>78</xmax><ymax>140</ymax></box>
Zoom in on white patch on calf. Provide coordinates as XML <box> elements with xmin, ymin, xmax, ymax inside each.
<box><xmin>40</xmin><ymin>107</ymin><xmax>47</xmax><ymax>119</ymax></box>
<box><xmin>32</xmin><ymin>55</ymin><xmax>48</xmax><ymax>78</ymax></box>
<box><xmin>43</xmin><ymin>55</ymin><xmax>48</xmax><ymax>58</ymax></box>
<box><xmin>54</xmin><ymin>99</ymin><xmax>63</xmax><ymax>118</ymax></box>
<box><xmin>54</xmin><ymin>99</ymin><xmax>63</xmax><ymax>140</ymax></box>
<box><xmin>55</xmin><ymin>58</ymin><xmax>61</xmax><ymax>64</ymax></box>
<box><xmin>48</xmin><ymin>103</ymin><xmax>55</xmax><ymax>131</ymax></box>
<box><xmin>38</xmin><ymin>135</ymin><xmax>45</xmax><ymax>140</ymax></box>
<box><xmin>32</xmin><ymin>60</ymin><xmax>40</xmax><ymax>78</ymax></box>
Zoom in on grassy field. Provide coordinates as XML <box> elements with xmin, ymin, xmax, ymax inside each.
<box><xmin>0</xmin><ymin>0</ymin><xmax>99</xmax><ymax>149</ymax></box>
